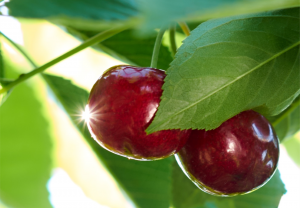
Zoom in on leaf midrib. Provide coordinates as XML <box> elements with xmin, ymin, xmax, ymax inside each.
<box><xmin>147</xmin><ymin>41</ymin><xmax>300</xmax><ymax>133</ymax></box>
<box><xmin>174</xmin><ymin>15</ymin><xmax>299</xmax><ymax>70</ymax></box>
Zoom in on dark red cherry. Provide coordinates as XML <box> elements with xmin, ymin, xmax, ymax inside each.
<box><xmin>86</xmin><ymin>65</ymin><xmax>191</xmax><ymax>161</ymax></box>
<box><xmin>176</xmin><ymin>110</ymin><xmax>279</xmax><ymax>196</ymax></box>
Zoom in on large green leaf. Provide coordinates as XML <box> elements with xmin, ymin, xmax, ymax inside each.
<box><xmin>0</xmin><ymin>42</ymin><xmax>7</xmax><ymax>106</ymax></box>
<box><xmin>0</xmin><ymin>43</ymin><xmax>13</xmax><ymax>106</ymax></box>
<box><xmin>147</xmin><ymin>8</ymin><xmax>300</xmax><ymax>133</ymax></box>
<box><xmin>0</xmin><ymin>201</ymin><xmax>9</xmax><ymax>208</ymax></box>
<box><xmin>171</xmin><ymin>161</ymin><xmax>286</xmax><ymax>208</ymax></box>
<box><xmin>4</xmin><ymin>0</ymin><xmax>138</xmax><ymax>30</ymax></box>
<box><xmin>0</xmin><ymin>78</ymin><xmax>13</xmax><ymax>106</ymax></box>
<box><xmin>267</xmin><ymin>95</ymin><xmax>300</xmax><ymax>142</ymax></box>
<box><xmin>0</xmin><ymin>41</ymin><xmax>3</xmax><ymax>78</ymax></box>
<box><xmin>67</xmin><ymin>28</ymin><xmax>173</xmax><ymax>70</ymax></box>
<box><xmin>43</xmin><ymin>73</ymin><xmax>173</xmax><ymax>208</ymax></box>
<box><xmin>4</xmin><ymin>0</ymin><xmax>300</xmax><ymax>34</ymax></box>
<box><xmin>0</xmin><ymin>64</ymin><xmax>53</xmax><ymax>208</ymax></box>
<box><xmin>138</xmin><ymin>0</ymin><xmax>300</xmax><ymax>33</ymax></box>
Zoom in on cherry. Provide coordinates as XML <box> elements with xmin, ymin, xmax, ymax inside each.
<box><xmin>86</xmin><ymin>65</ymin><xmax>191</xmax><ymax>161</ymax></box>
<box><xmin>175</xmin><ymin>110</ymin><xmax>279</xmax><ymax>196</ymax></box>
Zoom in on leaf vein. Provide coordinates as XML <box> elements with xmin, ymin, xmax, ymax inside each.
<box><xmin>195</xmin><ymin>41</ymin><xmax>274</xmax><ymax>56</ymax></box>
<box><xmin>265</xmin><ymin>47</ymin><xmax>300</xmax><ymax>104</ymax></box>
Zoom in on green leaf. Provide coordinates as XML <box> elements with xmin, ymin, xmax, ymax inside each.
<box><xmin>147</xmin><ymin>7</ymin><xmax>300</xmax><ymax>134</ymax></box>
<box><xmin>5</xmin><ymin>0</ymin><xmax>139</xmax><ymax>30</ymax></box>
<box><xmin>43</xmin><ymin>73</ymin><xmax>173</xmax><ymax>208</ymax></box>
<box><xmin>0</xmin><ymin>78</ymin><xmax>13</xmax><ymax>106</ymax></box>
<box><xmin>171</xmin><ymin>161</ymin><xmax>286</xmax><ymax>208</ymax></box>
<box><xmin>0</xmin><ymin>42</ymin><xmax>13</xmax><ymax>106</ymax></box>
<box><xmin>0</xmin><ymin>64</ymin><xmax>53</xmax><ymax>208</ymax></box>
<box><xmin>0</xmin><ymin>41</ymin><xmax>3</xmax><ymax>78</ymax></box>
<box><xmin>138</xmin><ymin>0</ymin><xmax>300</xmax><ymax>33</ymax></box>
<box><xmin>0</xmin><ymin>200</ymin><xmax>9</xmax><ymax>208</ymax></box>
<box><xmin>283</xmin><ymin>135</ymin><xmax>300</xmax><ymax>167</ymax></box>
<box><xmin>267</xmin><ymin>95</ymin><xmax>300</xmax><ymax>142</ymax></box>
<box><xmin>66</xmin><ymin>28</ymin><xmax>173</xmax><ymax>70</ymax></box>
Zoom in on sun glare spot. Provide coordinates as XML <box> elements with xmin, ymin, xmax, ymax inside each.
<box><xmin>82</xmin><ymin>105</ymin><xmax>91</xmax><ymax>123</ymax></box>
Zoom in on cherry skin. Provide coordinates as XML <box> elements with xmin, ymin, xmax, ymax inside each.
<box><xmin>86</xmin><ymin>65</ymin><xmax>191</xmax><ymax>161</ymax></box>
<box><xmin>175</xmin><ymin>110</ymin><xmax>279</xmax><ymax>196</ymax></box>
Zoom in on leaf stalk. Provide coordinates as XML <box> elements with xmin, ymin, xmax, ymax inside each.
<box><xmin>0</xmin><ymin>25</ymin><xmax>129</xmax><ymax>95</ymax></box>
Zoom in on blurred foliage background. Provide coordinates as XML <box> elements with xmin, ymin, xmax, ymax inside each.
<box><xmin>0</xmin><ymin>18</ymin><xmax>131</xmax><ymax>208</ymax></box>
<box><xmin>0</xmin><ymin>5</ymin><xmax>300</xmax><ymax>208</ymax></box>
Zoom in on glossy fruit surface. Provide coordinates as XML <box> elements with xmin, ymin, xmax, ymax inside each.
<box><xmin>176</xmin><ymin>110</ymin><xmax>279</xmax><ymax>196</ymax></box>
<box><xmin>86</xmin><ymin>65</ymin><xmax>191</xmax><ymax>161</ymax></box>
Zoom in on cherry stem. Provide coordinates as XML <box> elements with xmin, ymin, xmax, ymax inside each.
<box><xmin>169</xmin><ymin>24</ymin><xmax>177</xmax><ymax>57</ymax></box>
<box><xmin>178</xmin><ymin>22</ymin><xmax>190</xmax><ymax>36</ymax></box>
<box><xmin>150</xmin><ymin>26</ymin><xmax>167</xmax><ymax>69</ymax></box>
<box><xmin>0</xmin><ymin>25</ymin><xmax>129</xmax><ymax>95</ymax></box>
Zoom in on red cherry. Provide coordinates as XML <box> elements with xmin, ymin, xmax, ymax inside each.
<box><xmin>86</xmin><ymin>65</ymin><xmax>191</xmax><ymax>161</ymax></box>
<box><xmin>176</xmin><ymin>110</ymin><xmax>279</xmax><ymax>196</ymax></box>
